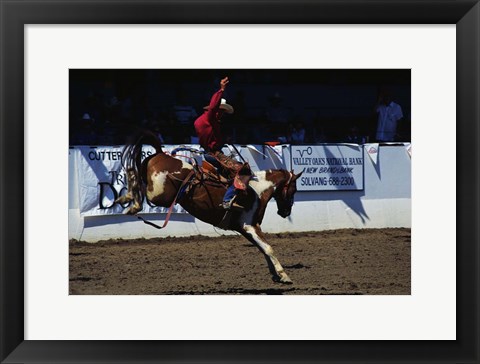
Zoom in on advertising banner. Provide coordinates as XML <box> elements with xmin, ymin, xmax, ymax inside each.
<box><xmin>73</xmin><ymin>145</ymin><xmax>198</xmax><ymax>216</ymax></box>
<box><xmin>291</xmin><ymin>144</ymin><xmax>364</xmax><ymax>191</ymax></box>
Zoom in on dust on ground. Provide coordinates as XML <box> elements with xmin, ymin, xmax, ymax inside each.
<box><xmin>69</xmin><ymin>228</ymin><xmax>410</xmax><ymax>295</ymax></box>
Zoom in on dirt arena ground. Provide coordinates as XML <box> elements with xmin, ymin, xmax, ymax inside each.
<box><xmin>69</xmin><ymin>228</ymin><xmax>410</xmax><ymax>295</ymax></box>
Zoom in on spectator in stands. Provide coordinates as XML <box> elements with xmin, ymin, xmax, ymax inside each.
<box><xmin>75</xmin><ymin>113</ymin><xmax>98</xmax><ymax>145</ymax></box>
<box><xmin>165</xmin><ymin>116</ymin><xmax>182</xmax><ymax>144</ymax></box>
<box><xmin>172</xmin><ymin>90</ymin><xmax>198</xmax><ymax>127</ymax></box>
<box><xmin>289</xmin><ymin>121</ymin><xmax>306</xmax><ymax>144</ymax></box>
<box><xmin>265</xmin><ymin>92</ymin><xmax>289</xmax><ymax>124</ymax></box>
<box><xmin>152</xmin><ymin>123</ymin><xmax>166</xmax><ymax>145</ymax></box>
<box><xmin>312</xmin><ymin>118</ymin><xmax>327</xmax><ymax>143</ymax></box>
<box><xmin>139</xmin><ymin>109</ymin><xmax>155</xmax><ymax>129</ymax></box>
<box><xmin>189</xmin><ymin>126</ymin><xmax>200</xmax><ymax>144</ymax></box>
<box><xmin>249</xmin><ymin>117</ymin><xmax>268</xmax><ymax>144</ymax></box>
<box><xmin>104</xmin><ymin>95</ymin><xmax>121</xmax><ymax>125</ymax></box>
<box><xmin>119</xmin><ymin>92</ymin><xmax>133</xmax><ymax>124</ymax></box>
<box><xmin>345</xmin><ymin>125</ymin><xmax>363</xmax><ymax>144</ymax></box>
<box><xmin>265</xmin><ymin>92</ymin><xmax>290</xmax><ymax>143</ymax></box>
<box><xmin>83</xmin><ymin>92</ymin><xmax>102</xmax><ymax>125</ymax></box>
<box><xmin>231</xmin><ymin>90</ymin><xmax>247</xmax><ymax>122</ymax></box>
<box><xmin>374</xmin><ymin>88</ymin><xmax>403</xmax><ymax>142</ymax></box>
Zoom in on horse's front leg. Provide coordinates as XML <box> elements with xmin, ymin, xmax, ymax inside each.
<box><xmin>239</xmin><ymin>224</ymin><xmax>292</xmax><ymax>284</ymax></box>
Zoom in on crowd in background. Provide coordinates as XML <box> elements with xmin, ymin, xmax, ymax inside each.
<box><xmin>69</xmin><ymin>70</ymin><xmax>411</xmax><ymax>146</ymax></box>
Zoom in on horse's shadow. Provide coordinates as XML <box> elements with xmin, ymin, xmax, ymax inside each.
<box><xmin>227</xmin><ymin>287</ymin><xmax>297</xmax><ymax>295</ymax></box>
<box><xmin>83</xmin><ymin>212</ymin><xmax>195</xmax><ymax>229</ymax></box>
<box><xmin>169</xmin><ymin>287</ymin><xmax>297</xmax><ymax>295</ymax></box>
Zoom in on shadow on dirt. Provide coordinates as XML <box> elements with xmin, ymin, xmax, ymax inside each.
<box><xmin>166</xmin><ymin>287</ymin><xmax>297</xmax><ymax>295</ymax></box>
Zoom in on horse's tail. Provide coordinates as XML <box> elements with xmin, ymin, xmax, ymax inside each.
<box><xmin>117</xmin><ymin>129</ymin><xmax>164</xmax><ymax>214</ymax></box>
<box><xmin>121</xmin><ymin>129</ymin><xmax>163</xmax><ymax>176</ymax></box>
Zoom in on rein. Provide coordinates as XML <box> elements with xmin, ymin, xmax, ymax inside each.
<box><xmin>137</xmin><ymin>169</ymin><xmax>195</xmax><ymax>230</ymax></box>
<box><xmin>228</xmin><ymin>143</ymin><xmax>247</xmax><ymax>164</ymax></box>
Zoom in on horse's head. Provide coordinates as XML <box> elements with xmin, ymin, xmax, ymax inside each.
<box><xmin>273</xmin><ymin>170</ymin><xmax>303</xmax><ymax>218</ymax></box>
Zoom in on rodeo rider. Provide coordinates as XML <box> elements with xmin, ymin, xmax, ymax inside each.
<box><xmin>194</xmin><ymin>76</ymin><xmax>252</xmax><ymax>210</ymax></box>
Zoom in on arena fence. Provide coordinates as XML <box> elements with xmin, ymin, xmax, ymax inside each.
<box><xmin>69</xmin><ymin>143</ymin><xmax>411</xmax><ymax>242</ymax></box>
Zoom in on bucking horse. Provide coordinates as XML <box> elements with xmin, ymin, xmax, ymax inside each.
<box><xmin>116</xmin><ymin>130</ymin><xmax>303</xmax><ymax>284</ymax></box>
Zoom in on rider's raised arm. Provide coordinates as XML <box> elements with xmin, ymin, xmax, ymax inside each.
<box><xmin>206</xmin><ymin>89</ymin><xmax>224</xmax><ymax>121</ymax></box>
<box><xmin>206</xmin><ymin>77</ymin><xmax>229</xmax><ymax>121</ymax></box>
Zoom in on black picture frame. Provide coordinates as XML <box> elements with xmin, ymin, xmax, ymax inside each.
<box><xmin>1</xmin><ymin>1</ymin><xmax>478</xmax><ymax>363</ymax></box>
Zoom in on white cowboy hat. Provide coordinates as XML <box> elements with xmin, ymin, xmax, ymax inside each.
<box><xmin>204</xmin><ymin>98</ymin><xmax>234</xmax><ymax>114</ymax></box>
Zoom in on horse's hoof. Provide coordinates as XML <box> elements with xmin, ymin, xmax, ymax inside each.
<box><xmin>273</xmin><ymin>275</ymin><xmax>293</xmax><ymax>284</ymax></box>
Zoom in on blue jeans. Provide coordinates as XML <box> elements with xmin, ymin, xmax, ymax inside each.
<box><xmin>204</xmin><ymin>152</ymin><xmax>236</xmax><ymax>203</ymax></box>
<box><xmin>223</xmin><ymin>184</ymin><xmax>236</xmax><ymax>203</ymax></box>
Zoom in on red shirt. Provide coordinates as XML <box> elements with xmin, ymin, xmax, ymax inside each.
<box><xmin>194</xmin><ymin>89</ymin><xmax>224</xmax><ymax>151</ymax></box>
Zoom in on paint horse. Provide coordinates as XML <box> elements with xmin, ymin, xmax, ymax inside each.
<box><xmin>116</xmin><ymin>131</ymin><xmax>302</xmax><ymax>284</ymax></box>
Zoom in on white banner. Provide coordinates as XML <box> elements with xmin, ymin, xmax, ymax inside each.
<box><xmin>291</xmin><ymin>145</ymin><xmax>364</xmax><ymax>191</ymax></box>
<box><xmin>73</xmin><ymin>145</ymin><xmax>199</xmax><ymax>216</ymax></box>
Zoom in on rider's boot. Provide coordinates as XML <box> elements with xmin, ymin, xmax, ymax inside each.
<box><xmin>222</xmin><ymin>194</ymin><xmax>244</xmax><ymax>211</ymax></box>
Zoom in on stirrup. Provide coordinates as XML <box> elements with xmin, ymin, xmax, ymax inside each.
<box><xmin>222</xmin><ymin>199</ymin><xmax>244</xmax><ymax>211</ymax></box>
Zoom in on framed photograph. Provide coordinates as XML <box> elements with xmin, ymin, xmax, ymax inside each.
<box><xmin>1</xmin><ymin>0</ymin><xmax>478</xmax><ymax>363</ymax></box>
<box><xmin>67</xmin><ymin>68</ymin><xmax>412</xmax><ymax>295</ymax></box>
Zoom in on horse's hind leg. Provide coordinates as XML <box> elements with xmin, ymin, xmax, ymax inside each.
<box><xmin>240</xmin><ymin>224</ymin><xmax>292</xmax><ymax>284</ymax></box>
<box><xmin>115</xmin><ymin>168</ymin><xmax>142</xmax><ymax>214</ymax></box>
<box><xmin>115</xmin><ymin>192</ymin><xmax>133</xmax><ymax>205</ymax></box>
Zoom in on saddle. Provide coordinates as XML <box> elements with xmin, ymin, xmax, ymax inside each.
<box><xmin>202</xmin><ymin>151</ymin><xmax>252</xmax><ymax>191</ymax></box>
<box><xmin>200</xmin><ymin>159</ymin><xmax>229</xmax><ymax>184</ymax></box>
